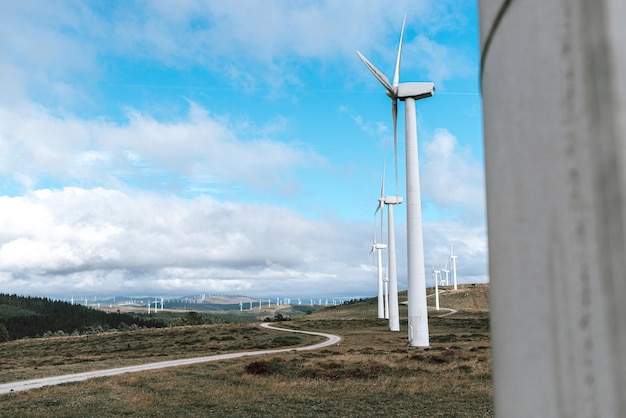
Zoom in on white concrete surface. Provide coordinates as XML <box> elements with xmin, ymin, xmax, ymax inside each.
<box><xmin>480</xmin><ymin>0</ymin><xmax>626</xmax><ymax>416</ymax></box>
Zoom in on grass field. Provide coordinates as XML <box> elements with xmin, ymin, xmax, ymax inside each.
<box><xmin>0</xmin><ymin>285</ymin><xmax>492</xmax><ymax>417</ymax></box>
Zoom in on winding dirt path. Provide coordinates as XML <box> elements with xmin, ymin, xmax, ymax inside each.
<box><xmin>0</xmin><ymin>323</ymin><xmax>341</xmax><ymax>395</ymax></box>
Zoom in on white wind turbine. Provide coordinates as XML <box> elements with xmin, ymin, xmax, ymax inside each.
<box><xmin>358</xmin><ymin>15</ymin><xmax>435</xmax><ymax>346</ymax></box>
<box><xmin>432</xmin><ymin>266</ymin><xmax>440</xmax><ymax>310</ymax></box>
<box><xmin>374</xmin><ymin>136</ymin><xmax>401</xmax><ymax>331</ymax></box>
<box><xmin>442</xmin><ymin>260</ymin><xmax>450</xmax><ymax>286</ymax></box>
<box><xmin>450</xmin><ymin>244</ymin><xmax>458</xmax><ymax>290</ymax></box>
<box><xmin>371</xmin><ymin>229</ymin><xmax>387</xmax><ymax>319</ymax></box>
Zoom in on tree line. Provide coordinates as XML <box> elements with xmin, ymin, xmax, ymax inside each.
<box><xmin>0</xmin><ymin>293</ymin><xmax>165</xmax><ymax>342</ymax></box>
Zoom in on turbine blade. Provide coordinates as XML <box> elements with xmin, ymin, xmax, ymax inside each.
<box><xmin>356</xmin><ymin>51</ymin><xmax>394</xmax><ymax>95</ymax></box>
<box><xmin>372</xmin><ymin>218</ymin><xmax>378</xmax><ymax>244</ymax></box>
<box><xmin>392</xmin><ymin>14</ymin><xmax>406</xmax><ymax>87</ymax></box>
<box><xmin>379</xmin><ymin>205</ymin><xmax>384</xmax><ymax>248</ymax></box>
<box><xmin>374</xmin><ymin>199</ymin><xmax>383</xmax><ymax>216</ymax></box>
<box><xmin>380</xmin><ymin>136</ymin><xmax>388</xmax><ymax>199</ymax></box>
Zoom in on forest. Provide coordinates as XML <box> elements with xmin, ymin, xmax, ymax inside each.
<box><xmin>0</xmin><ymin>293</ymin><xmax>165</xmax><ymax>341</ymax></box>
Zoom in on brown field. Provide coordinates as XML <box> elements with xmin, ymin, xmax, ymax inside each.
<box><xmin>0</xmin><ymin>284</ymin><xmax>492</xmax><ymax>417</ymax></box>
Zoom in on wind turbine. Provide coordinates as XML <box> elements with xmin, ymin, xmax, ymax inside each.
<box><xmin>442</xmin><ymin>261</ymin><xmax>450</xmax><ymax>286</ymax></box>
<box><xmin>371</xmin><ymin>240</ymin><xmax>387</xmax><ymax>319</ymax></box>
<box><xmin>432</xmin><ymin>266</ymin><xmax>441</xmax><ymax>310</ymax></box>
<box><xmin>358</xmin><ymin>15</ymin><xmax>435</xmax><ymax>346</ymax></box>
<box><xmin>374</xmin><ymin>136</ymin><xmax>402</xmax><ymax>331</ymax></box>
<box><xmin>383</xmin><ymin>275</ymin><xmax>390</xmax><ymax>319</ymax></box>
<box><xmin>450</xmin><ymin>244</ymin><xmax>458</xmax><ymax>290</ymax></box>
<box><xmin>370</xmin><ymin>157</ymin><xmax>387</xmax><ymax>318</ymax></box>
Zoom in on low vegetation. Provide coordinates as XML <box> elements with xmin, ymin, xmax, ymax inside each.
<box><xmin>0</xmin><ymin>285</ymin><xmax>492</xmax><ymax>417</ymax></box>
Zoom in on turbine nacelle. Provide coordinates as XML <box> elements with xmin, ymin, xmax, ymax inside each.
<box><xmin>397</xmin><ymin>82</ymin><xmax>435</xmax><ymax>100</ymax></box>
<box><xmin>370</xmin><ymin>242</ymin><xmax>387</xmax><ymax>254</ymax></box>
<box><xmin>382</xmin><ymin>196</ymin><xmax>403</xmax><ymax>205</ymax></box>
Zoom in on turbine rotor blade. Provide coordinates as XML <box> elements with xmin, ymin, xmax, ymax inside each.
<box><xmin>380</xmin><ymin>136</ymin><xmax>388</xmax><ymax>198</ymax></box>
<box><xmin>356</xmin><ymin>51</ymin><xmax>395</xmax><ymax>96</ymax></box>
<box><xmin>374</xmin><ymin>200</ymin><xmax>383</xmax><ymax>216</ymax></box>
<box><xmin>393</xmin><ymin>14</ymin><xmax>406</xmax><ymax>88</ymax></box>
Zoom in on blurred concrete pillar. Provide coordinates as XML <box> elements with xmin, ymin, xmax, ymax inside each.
<box><xmin>479</xmin><ymin>0</ymin><xmax>626</xmax><ymax>416</ymax></box>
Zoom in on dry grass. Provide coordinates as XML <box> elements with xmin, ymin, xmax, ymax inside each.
<box><xmin>0</xmin><ymin>285</ymin><xmax>492</xmax><ymax>417</ymax></box>
<box><xmin>0</xmin><ymin>323</ymin><xmax>321</xmax><ymax>383</ymax></box>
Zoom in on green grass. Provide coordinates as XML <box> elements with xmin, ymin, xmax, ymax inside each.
<box><xmin>0</xmin><ymin>285</ymin><xmax>492</xmax><ymax>417</ymax></box>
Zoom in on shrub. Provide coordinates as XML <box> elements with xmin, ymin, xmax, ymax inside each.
<box><xmin>245</xmin><ymin>358</ymin><xmax>285</xmax><ymax>376</ymax></box>
<box><xmin>184</xmin><ymin>311</ymin><xmax>203</xmax><ymax>325</ymax></box>
<box><xmin>271</xmin><ymin>335</ymin><xmax>301</xmax><ymax>347</ymax></box>
<box><xmin>274</xmin><ymin>312</ymin><xmax>290</xmax><ymax>322</ymax></box>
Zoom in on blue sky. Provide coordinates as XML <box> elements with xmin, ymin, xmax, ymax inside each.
<box><xmin>0</xmin><ymin>0</ymin><xmax>487</xmax><ymax>300</ymax></box>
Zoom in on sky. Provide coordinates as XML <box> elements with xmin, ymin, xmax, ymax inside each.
<box><xmin>0</xmin><ymin>0</ymin><xmax>487</xmax><ymax>301</ymax></box>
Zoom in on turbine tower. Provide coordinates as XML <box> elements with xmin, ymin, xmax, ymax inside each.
<box><xmin>371</xmin><ymin>237</ymin><xmax>387</xmax><ymax>319</ymax></box>
<box><xmin>374</xmin><ymin>136</ymin><xmax>401</xmax><ymax>331</ymax></box>
<box><xmin>358</xmin><ymin>15</ymin><xmax>435</xmax><ymax>346</ymax></box>
<box><xmin>432</xmin><ymin>266</ymin><xmax>440</xmax><ymax>310</ymax></box>
<box><xmin>450</xmin><ymin>244</ymin><xmax>458</xmax><ymax>290</ymax></box>
<box><xmin>383</xmin><ymin>275</ymin><xmax>390</xmax><ymax>319</ymax></box>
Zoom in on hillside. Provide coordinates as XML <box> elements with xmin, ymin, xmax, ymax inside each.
<box><xmin>0</xmin><ymin>284</ymin><xmax>492</xmax><ymax>417</ymax></box>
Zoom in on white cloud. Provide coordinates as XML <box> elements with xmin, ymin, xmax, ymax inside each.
<box><xmin>0</xmin><ymin>1</ymin><xmax>476</xmax><ymax>107</ymax></box>
<box><xmin>0</xmin><ymin>188</ymin><xmax>373</xmax><ymax>298</ymax></box>
<box><xmin>0</xmin><ymin>102</ymin><xmax>322</xmax><ymax>196</ymax></box>
<box><xmin>422</xmin><ymin>220</ymin><xmax>488</xmax><ymax>285</ymax></box>
<box><xmin>421</xmin><ymin>128</ymin><xmax>486</xmax><ymax>220</ymax></box>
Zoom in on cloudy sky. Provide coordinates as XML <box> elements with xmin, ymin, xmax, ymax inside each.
<box><xmin>0</xmin><ymin>0</ymin><xmax>486</xmax><ymax>300</ymax></box>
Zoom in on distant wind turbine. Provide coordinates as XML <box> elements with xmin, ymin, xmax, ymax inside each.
<box><xmin>433</xmin><ymin>266</ymin><xmax>441</xmax><ymax>310</ymax></box>
<box><xmin>371</xmin><ymin>207</ymin><xmax>388</xmax><ymax>319</ymax></box>
<box><xmin>358</xmin><ymin>15</ymin><xmax>434</xmax><ymax>346</ymax></box>
<box><xmin>450</xmin><ymin>244</ymin><xmax>458</xmax><ymax>290</ymax></box>
<box><xmin>442</xmin><ymin>261</ymin><xmax>450</xmax><ymax>286</ymax></box>
<box><xmin>374</xmin><ymin>136</ymin><xmax>401</xmax><ymax>331</ymax></box>
<box><xmin>371</xmin><ymin>241</ymin><xmax>387</xmax><ymax>319</ymax></box>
